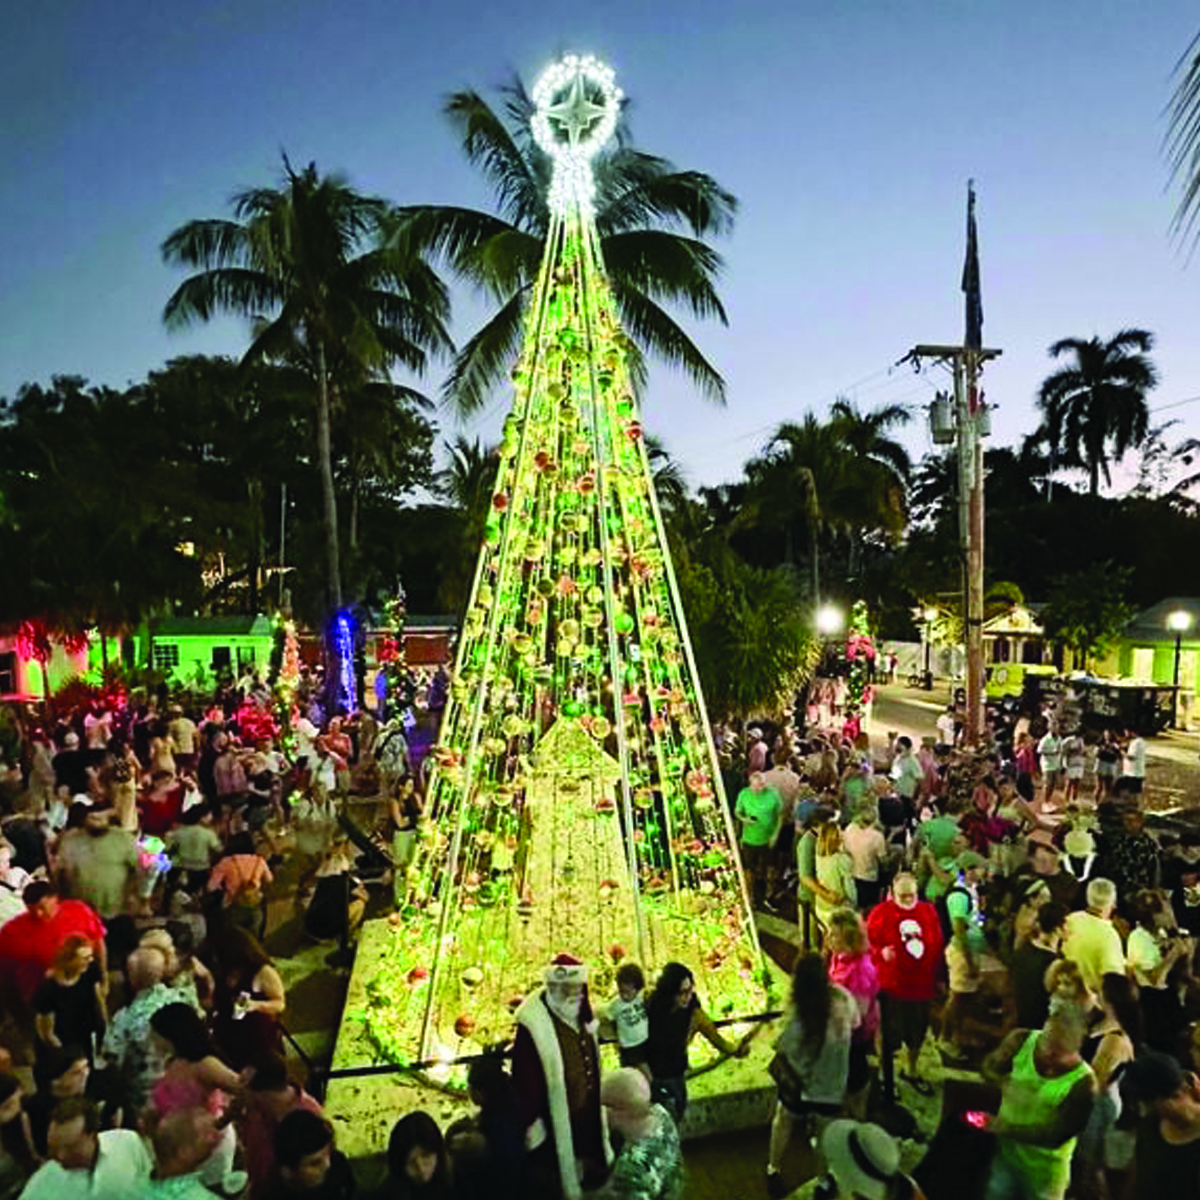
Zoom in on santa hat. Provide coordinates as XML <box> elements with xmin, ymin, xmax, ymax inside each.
<box><xmin>545</xmin><ymin>953</ymin><xmax>588</xmax><ymax>986</ymax></box>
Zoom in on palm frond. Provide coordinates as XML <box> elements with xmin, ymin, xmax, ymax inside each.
<box><xmin>608</xmin><ymin>280</ymin><xmax>727</xmax><ymax>405</ymax></box>
<box><xmin>385</xmin><ymin>206</ymin><xmax>527</xmax><ymax>292</ymax></box>
<box><xmin>161</xmin><ymin>220</ymin><xmax>255</xmax><ymax>269</ymax></box>
<box><xmin>360</xmin><ymin>291</ymin><xmax>454</xmax><ymax>360</ymax></box>
<box><xmin>444</xmin><ymin>90</ymin><xmax>545</xmax><ymax>230</ymax></box>
<box><xmin>441</xmin><ymin>289</ymin><xmax>528</xmax><ymax>417</ymax></box>
<box><xmin>163</xmin><ymin>269</ymin><xmax>286</xmax><ymax>328</ymax></box>
<box><xmin>601</xmin><ymin>230</ymin><xmax>729</xmax><ymax>324</ymax></box>
<box><xmin>240</xmin><ymin>305</ymin><xmax>307</xmax><ymax>369</ymax></box>
<box><xmin>596</xmin><ymin>162</ymin><xmax>738</xmax><ymax>238</ymax></box>
<box><xmin>454</xmin><ymin>227</ymin><xmax>544</xmax><ymax>299</ymax></box>
<box><xmin>1166</xmin><ymin>31</ymin><xmax>1200</xmax><ymax>252</ymax></box>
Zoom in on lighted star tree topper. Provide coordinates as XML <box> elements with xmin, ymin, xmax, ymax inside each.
<box><xmin>363</xmin><ymin>55</ymin><xmax>772</xmax><ymax>1078</ymax></box>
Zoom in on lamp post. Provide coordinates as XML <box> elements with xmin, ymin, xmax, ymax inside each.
<box><xmin>1168</xmin><ymin>609</ymin><xmax>1193</xmax><ymax>729</ymax></box>
<box><xmin>922</xmin><ymin>606</ymin><xmax>938</xmax><ymax>689</ymax></box>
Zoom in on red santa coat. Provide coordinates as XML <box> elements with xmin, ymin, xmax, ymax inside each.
<box><xmin>512</xmin><ymin>991</ymin><xmax>610</xmax><ymax>1200</ymax></box>
<box><xmin>866</xmin><ymin>897</ymin><xmax>944</xmax><ymax>1002</ymax></box>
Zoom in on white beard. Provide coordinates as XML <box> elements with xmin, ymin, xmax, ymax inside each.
<box><xmin>545</xmin><ymin>990</ymin><xmax>583</xmax><ymax>1028</ymax></box>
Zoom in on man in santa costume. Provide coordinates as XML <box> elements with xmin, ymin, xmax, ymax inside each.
<box><xmin>512</xmin><ymin>953</ymin><xmax>611</xmax><ymax>1199</ymax></box>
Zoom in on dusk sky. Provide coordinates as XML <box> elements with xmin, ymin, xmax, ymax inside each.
<box><xmin>3</xmin><ymin>1</ymin><xmax>1198</xmax><ymax>492</ymax></box>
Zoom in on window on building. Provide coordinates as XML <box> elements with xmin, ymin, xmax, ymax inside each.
<box><xmin>212</xmin><ymin>646</ymin><xmax>232</xmax><ymax>671</ymax></box>
<box><xmin>0</xmin><ymin>652</ymin><xmax>15</xmax><ymax>694</ymax></box>
<box><xmin>237</xmin><ymin>646</ymin><xmax>256</xmax><ymax>672</ymax></box>
<box><xmin>152</xmin><ymin>643</ymin><xmax>180</xmax><ymax>671</ymax></box>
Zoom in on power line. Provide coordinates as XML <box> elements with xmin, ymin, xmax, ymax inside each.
<box><xmin>1150</xmin><ymin>393</ymin><xmax>1200</xmax><ymax>414</ymax></box>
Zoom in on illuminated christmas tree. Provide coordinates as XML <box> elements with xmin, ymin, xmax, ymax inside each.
<box><xmin>276</xmin><ymin>619</ymin><xmax>302</xmax><ymax>712</ymax></box>
<box><xmin>845</xmin><ymin>600</ymin><xmax>875</xmax><ymax>713</ymax></box>
<box><xmin>363</xmin><ymin>56</ymin><xmax>770</xmax><ymax>1075</ymax></box>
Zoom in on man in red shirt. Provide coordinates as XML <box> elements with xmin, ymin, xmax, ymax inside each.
<box><xmin>866</xmin><ymin>871</ymin><xmax>943</xmax><ymax>1094</ymax></box>
<box><xmin>0</xmin><ymin>882</ymin><xmax>107</xmax><ymax>1006</ymax></box>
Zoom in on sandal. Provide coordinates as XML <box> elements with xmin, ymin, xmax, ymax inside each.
<box><xmin>901</xmin><ymin>1072</ymin><xmax>935</xmax><ymax>1097</ymax></box>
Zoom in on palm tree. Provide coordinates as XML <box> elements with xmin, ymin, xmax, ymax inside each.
<box><xmin>828</xmin><ymin>398</ymin><xmax>912</xmax><ymax>484</ymax></box>
<box><xmin>643</xmin><ymin>434</ymin><xmax>688</xmax><ymax>514</ymax></box>
<box><xmin>1036</xmin><ymin>329</ymin><xmax>1158</xmax><ymax>497</ymax></box>
<box><xmin>1166</xmin><ymin>29</ymin><xmax>1200</xmax><ymax>252</ymax></box>
<box><xmin>387</xmin><ymin>78</ymin><xmax>735</xmax><ymax>414</ymax></box>
<box><xmin>746</xmin><ymin>409</ymin><xmax>909</xmax><ymax>600</ymax></box>
<box><xmin>162</xmin><ymin>160</ymin><xmax>452</xmax><ymax>617</ymax></box>
<box><xmin>434</xmin><ymin>436</ymin><xmax>500</xmax><ymax>616</ymax></box>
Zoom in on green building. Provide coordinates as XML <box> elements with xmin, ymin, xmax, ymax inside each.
<box><xmin>127</xmin><ymin>615</ymin><xmax>277</xmax><ymax>689</ymax></box>
<box><xmin>1097</xmin><ymin>596</ymin><xmax>1200</xmax><ymax>728</ymax></box>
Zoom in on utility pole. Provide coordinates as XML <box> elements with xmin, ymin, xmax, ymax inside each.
<box><xmin>903</xmin><ymin>183</ymin><xmax>1001</xmax><ymax>747</ymax></box>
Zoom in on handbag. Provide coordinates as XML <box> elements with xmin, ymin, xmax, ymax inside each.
<box><xmin>226</xmin><ymin>857</ymin><xmax>264</xmax><ymax>909</ymax></box>
<box><xmin>767</xmin><ymin>1050</ymin><xmax>807</xmax><ymax>1111</ymax></box>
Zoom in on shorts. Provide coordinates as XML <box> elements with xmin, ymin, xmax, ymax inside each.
<box><xmin>779</xmin><ymin>1095</ymin><xmax>841</xmax><ymax>1121</ymax></box>
<box><xmin>619</xmin><ymin>1043</ymin><xmax>649</xmax><ymax>1069</ymax></box>
<box><xmin>1066</xmin><ymin>766</ymin><xmax>1084</xmax><ymax>781</ymax></box>
<box><xmin>847</xmin><ymin>1038</ymin><xmax>872</xmax><ymax>1093</ymax></box>
<box><xmin>884</xmin><ymin>996</ymin><xmax>931</xmax><ymax>1052</ymax></box>
<box><xmin>1123</xmin><ymin>777</ymin><xmax>1144</xmax><ymax>795</ymax></box>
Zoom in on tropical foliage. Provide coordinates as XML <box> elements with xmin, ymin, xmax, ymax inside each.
<box><xmin>0</xmin><ymin>358</ymin><xmax>437</xmax><ymax>637</ymax></box>
<box><xmin>1035</xmin><ymin>329</ymin><xmax>1158</xmax><ymax>496</ymax></box>
<box><xmin>387</xmin><ymin>78</ymin><xmax>736</xmax><ymax>414</ymax></box>
<box><xmin>162</xmin><ymin>159</ymin><xmax>452</xmax><ymax>613</ymax></box>
<box><xmin>674</xmin><ymin>538</ymin><xmax>819</xmax><ymax>721</ymax></box>
<box><xmin>742</xmin><ymin>401</ymin><xmax>910</xmax><ymax>598</ymax></box>
<box><xmin>1040</xmin><ymin>564</ymin><xmax>1136</xmax><ymax>669</ymax></box>
<box><xmin>1166</xmin><ymin>29</ymin><xmax>1200</xmax><ymax>252</ymax></box>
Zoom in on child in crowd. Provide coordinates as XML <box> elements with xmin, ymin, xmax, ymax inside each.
<box><xmin>604</xmin><ymin>962</ymin><xmax>650</xmax><ymax>1074</ymax></box>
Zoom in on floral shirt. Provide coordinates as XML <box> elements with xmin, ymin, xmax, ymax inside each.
<box><xmin>103</xmin><ymin>982</ymin><xmax>176</xmax><ymax>1109</ymax></box>
<box><xmin>602</xmin><ymin>1105</ymin><xmax>683</xmax><ymax>1200</ymax></box>
<box><xmin>134</xmin><ymin>1175</ymin><xmax>222</xmax><ymax>1200</ymax></box>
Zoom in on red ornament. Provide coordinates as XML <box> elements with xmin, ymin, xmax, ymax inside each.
<box><xmin>492</xmin><ymin>492</ymin><xmax>509</xmax><ymax>511</ymax></box>
<box><xmin>626</xmin><ymin>421</ymin><xmax>643</xmax><ymax>441</ymax></box>
<box><xmin>608</xmin><ymin>943</ymin><xmax>626</xmax><ymax>962</ymax></box>
<box><xmin>454</xmin><ymin>1014</ymin><xmax>476</xmax><ymax>1038</ymax></box>
<box><xmin>407</xmin><ymin>967</ymin><xmax>428</xmax><ymax>984</ymax></box>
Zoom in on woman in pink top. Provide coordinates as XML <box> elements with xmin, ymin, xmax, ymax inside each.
<box><xmin>207</xmin><ymin>833</ymin><xmax>273</xmax><ymax>937</ymax></box>
<box><xmin>825</xmin><ymin>908</ymin><xmax>880</xmax><ymax>1118</ymax></box>
<box><xmin>150</xmin><ymin>1002</ymin><xmax>250</xmax><ymax>1191</ymax></box>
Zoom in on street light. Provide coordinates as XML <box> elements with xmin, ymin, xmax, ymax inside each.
<box><xmin>1168</xmin><ymin>608</ymin><xmax>1193</xmax><ymax>729</ymax></box>
<box><xmin>922</xmin><ymin>606</ymin><xmax>938</xmax><ymax>687</ymax></box>
<box><xmin>815</xmin><ymin>604</ymin><xmax>845</xmax><ymax>637</ymax></box>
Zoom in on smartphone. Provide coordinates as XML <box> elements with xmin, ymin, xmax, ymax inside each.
<box><xmin>962</xmin><ymin>1110</ymin><xmax>992</xmax><ymax>1130</ymax></box>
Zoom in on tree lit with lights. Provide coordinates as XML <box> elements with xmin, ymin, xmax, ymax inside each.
<box><xmin>360</xmin><ymin>56</ymin><xmax>772</xmax><ymax>1075</ymax></box>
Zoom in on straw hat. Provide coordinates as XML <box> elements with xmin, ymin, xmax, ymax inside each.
<box><xmin>821</xmin><ymin>1121</ymin><xmax>903</xmax><ymax>1200</ymax></box>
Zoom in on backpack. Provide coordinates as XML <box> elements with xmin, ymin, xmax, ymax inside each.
<box><xmin>935</xmin><ymin>883</ymin><xmax>973</xmax><ymax>946</ymax></box>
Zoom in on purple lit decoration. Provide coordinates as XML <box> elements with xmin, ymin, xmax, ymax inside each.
<box><xmin>331</xmin><ymin>609</ymin><xmax>357</xmax><ymax>715</ymax></box>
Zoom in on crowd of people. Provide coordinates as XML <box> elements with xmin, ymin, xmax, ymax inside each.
<box><xmin>0</xmin><ymin>673</ymin><xmax>447</xmax><ymax>1200</ymax></box>
<box><xmin>724</xmin><ymin>695</ymin><xmax>1200</xmax><ymax>1199</ymax></box>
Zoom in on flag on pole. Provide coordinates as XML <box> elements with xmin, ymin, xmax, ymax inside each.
<box><xmin>962</xmin><ymin>180</ymin><xmax>983</xmax><ymax>347</ymax></box>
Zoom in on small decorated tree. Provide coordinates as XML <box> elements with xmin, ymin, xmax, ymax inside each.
<box><xmin>375</xmin><ymin>589</ymin><xmax>410</xmax><ymax>718</ymax></box>
<box><xmin>845</xmin><ymin>600</ymin><xmax>876</xmax><ymax>721</ymax></box>
<box><xmin>276</xmin><ymin>620</ymin><xmax>302</xmax><ymax>711</ymax></box>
